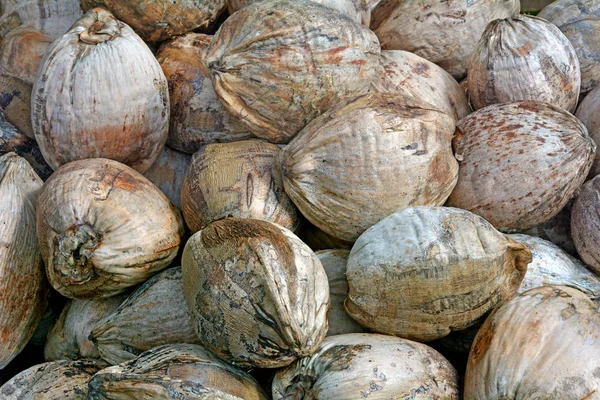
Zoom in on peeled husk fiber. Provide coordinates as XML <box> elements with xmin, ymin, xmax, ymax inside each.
<box><xmin>182</xmin><ymin>218</ymin><xmax>330</xmax><ymax>368</ymax></box>
<box><xmin>143</xmin><ymin>145</ymin><xmax>191</xmax><ymax>210</ymax></box>
<box><xmin>0</xmin><ymin>26</ymin><xmax>52</xmax><ymax>85</ymax></box>
<box><xmin>571</xmin><ymin>175</ymin><xmax>600</xmax><ymax>276</ymax></box>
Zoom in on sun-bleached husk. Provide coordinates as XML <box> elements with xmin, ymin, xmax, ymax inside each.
<box><xmin>523</xmin><ymin>199</ymin><xmax>577</xmax><ymax>256</ymax></box>
<box><xmin>272</xmin><ymin>333</ymin><xmax>459</xmax><ymax>399</ymax></box>
<box><xmin>156</xmin><ymin>33</ymin><xmax>252</xmax><ymax>154</ymax></box>
<box><xmin>280</xmin><ymin>92</ymin><xmax>458</xmax><ymax>242</ymax></box>
<box><xmin>317</xmin><ymin>250</ymin><xmax>366</xmax><ymax>336</ymax></box>
<box><xmin>0</xmin><ymin>72</ymin><xmax>33</xmax><ymax>138</ymax></box>
<box><xmin>90</xmin><ymin>267</ymin><xmax>202</xmax><ymax>366</ymax></box>
<box><xmin>182</xmin><ymin>218</ymin><xmax>330</xmax><ymax>368</ymax></box>
<box><xmin>464</xmin><ymin>286</ymin><xmax>600</xmax><ymax>399</ymax></box>
<box><xmin>370</xmin><ymin>50</ymin><xmax>471</xmax><ymax>121</ymax></box>
<box><xmin>0</xmin><ymin>0</ymin><xmax>83</xmax><ymax>39</ymax></box>
<box><xmin>44</xmin><ymin>294</ymin><xmax>127</xmax><ymax>364</ymax></box>
<box><xmin>0</xmin><ymin>152</ymin><xmax>49</xmax><ymax>369</ymax></box>
<box><xmin>205</xmin><ymin>0</ymin><xmax>380</xmax><ymax>143</ymax></box>
<box><xmin>468</xmin><ymin>14</ymin><xmax>580</xmax><ymax>112</ymax></box>
<box><xmin>182</xmin><ymin>139</ymin><xmax>299</xmax><ymax>233</ymax></box>
<box><xmin>143</xmin><ymin>145</ymin><xmax>191</xmax><ymax>210</ymax></box>
<box><xmin>571</xmin><ymin>176</ymin><xmax>600</xmax><ymax>276</ymax></box>
<box><xmin>87</xmin><ymin>344</ymin><xmax>268</xmax><ymax>399</ymax></box>
<box><xmin>32</xmin><ymin>7</ymin><xmax>169</xmax><ymax>174</ymax></box>
<box><xmin>298</xmin><ymin>221</ymin><xmax>354</xmax><ymax>252</ymax></box>
<box><xmin>370</xmin><ymin>0</ymin><xmax>520</xmax><ymax>80</ymax></box>
<box><xmin>0</xmin><ymin>26</ymin><xmax>52</xmax><ymax>85</ymax></box>
<box><xmin>447</xmin><ymin>101</ymin><xmax>595</xmax><ymax>232</ymax></box>
<box><xmin>345</xmin><ymin>206</ymin><xmax>531</xmax><ymax>342</ymax></box>
<box><xmin>576</xmin><ymin>85</ymin><xmax>600</xmax><ymax>179</ymax></box>
<box><xmin>36</xmin><ymin>158</ymin><xmax>184</xmax><ymax>299</ymax></box>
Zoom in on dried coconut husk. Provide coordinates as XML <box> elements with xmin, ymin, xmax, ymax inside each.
<box><xmin>90</xmin><ymin>267</ymin><xmax>202</xmax><ymax>366</ymax></box>
<box><xmin>279</xmin><ymin>92</ymin><xmax>458</xmax><ymax>242</ymax></box>
<box><xmin>0</xmin><ymin>72</ymin><xmax>33</xmax><ymax>138</ymax></box>
<box><xmin>205</xmin><ymin>0</ymin><xmax>380</xmax><ymax>143</ymax></box>
<box><xmin>156</xmin><ymin>33</ymin><xmax>252</xmax><ymax>154</ymax></box>
<box><xmin>576</xmin><ymin>85</ymin><xmax>600</xmax><ymax>179</ymax></box>
<box><xmin>468</xmin><ymin>14</ymin><xmax>580</xmax><ymax>112</ymax></box>
<box><xmin>182</xmin><ymin>218</ymin><xmax>330</xmax><ymax>368</ymax></box>
<box><xmin>0</xmin><ymin>153</ymin><xmax>49</xmax><ymax>369</ymax></box>
<box><xmin>370</xmin><ymin>50</ymin><xmax>471</xmax><ymax>120</ymax></box>
<box><xmin>345</xmin><ymin>206</ymin><xmax>531</xmax><ymax>342</ymax></box>
<box><xmin>447</xmin><ymin>101</ymin><xmax>595</xmax><ymax>232</ymax></box>
<box><xmin>36</xmin><ymin>158</ymin><xmax>184</xmax><ymax>299</ymax></box>
<box><xmin>182</xmin><ymin>139</ymin><xmax>299</xmax><ymax>233</ymax></box>
<box><xmin>571</xmin><ymin>176</ymin><xmax>600</xmax><ymax>276</ymax></box>
<box><xmin>0</xmin><ymin>26</ymin><xmax>52</xmax><ymax>85</ymax></box>
<box><xmin>272</xmin><ymin>333</ymin><xmax>459</xmax><ymax>399</ymax></box>
<box><xmin>464</xmin><ymin>286</ymin><xmax>600</xmax><ymax>399</ymax></box>
<box><xmin>371</xmin><ymin>0</ymin><xmax>520</xmax><ymax>80</ymax></box>
<box><xmin>143</xmin><ymin>145</ymin><xmax>191</xmax><ymax>210</ymax></box>
<box><xmin>87</xmin><ymin>344</ymin><xmax>268</xmax><ymax>399</ymax></box>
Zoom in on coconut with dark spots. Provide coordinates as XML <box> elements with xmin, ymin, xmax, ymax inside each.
<box><xmin>576</xmin><ymin>85</ymin><xmax>600</xmax><ymax>179</ymax></box>
<box><xmin>36</xmin><ymin>158</ymin><xmax>184</xmax><ymax>299</ymax></box>
<box><xmin>182</xmin><ymin>218</ymin><xmax>330</xmax><ymax>368</ymax></box>
<box><xmin>0</xmin><ymin>26</ymin><xmax>52</xmax><ymax>85</ymax></box>
<box><xmin>143</xmin><ymin>145</ymin><xmax>191</xmax><ymax>210</ymax></box>
<box><xmin>272</xmin><ymin>333</ymin><xmax>459</xmax><ymax>399</ymax></box>
<box><xmin>464</xmin><ymin>286</ymin><xmax>600</xmax><ymax>399</ymax></box>
<box><xmin>468</xmin><ymin>14</ymin><xmax>580</xmax><ymax>112</ymax></box>
<box><xmin>571</xmin><ymin>175</ymin><xmax>600</xmax><ymax>276</ymax></box>
<box><xmin>447</xmin><ymin>101</ymin><xmax>595</xmax><ymax>232</ymax></box>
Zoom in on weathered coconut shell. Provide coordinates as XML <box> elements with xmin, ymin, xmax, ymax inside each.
<box><xmin>523</xmin><ymin>199</ymin><xmax>577</xmax><ymax>256</ymax></box>
<box><xmin>346</xmin><ymin>206</ymin><xmax>531</xmax><ymax>342</ymax></box>
<box><xmin>370</xmin><ymin>50</ymin><xmax>471</xmax><ymax>121</ymax></box>
<box><xmin>298</xmin><ymin>221</ymin><xmax>354</xmax><ymax>252</ymax></box>
<box><xmin>317</xmin><ymin>250</ymin><xmax>366</xmax><ymax>336</ymax></box>
<box><xmin>0</xmin><ymin>27</ymin><xmax>52</xmax><ymax>85</ymax></box>
<box><xmin>447</xmin><ymin>101</ymin><xmax>595</xmax><ymax>231</ymax></box>
<box><xmin>32</xmin><ymin>7</ymin><xmax>170</xmax><ymax>174</ymax></box>
<box><xmin>36</xmin><ymin>158</ymin><xmax>184</xmax><ymax>299</ymax></box>
<box><xmin>576</xmin><ymin>85</ymin><xmax>600</xmax><ymax>179</ymax></box>
<box><xmin>0</xmin><ymin>72</ymin><xmax>33</xmax><ymax>138</ymax></box>
<box><xmin>156</xmin><ymin>33</ymin><xmax>252</xmax><ymax>154</ymax></box>
<box><xmin>90</xmin><ymin>267</ymin><xmax>202</xmax><ymax>366</ymax></box>
<box><xmin>571</xmin><ymin>176</ymin><xmax>600</xmax><ymax>276</ymax></box>
<box><xmin>371</xmin><ymin>0</ymin><xmax>520</xmax><ymax>80</ymax></box>
<box><xmin>44</xmin><ymin>295</ymin><xmax>127</xmax><ymax>363</ymax></box>
<box><xmin>0</xmin><ymin>153</ymin><xmax>49</xmax><ymax>369</ymax></box>
<box><xmin>464</xmin><ymin>286</ymin><xmax>600</xmax><ymax>399</ymax></box>
<box><xmin>0</xmin><ymin>0</ymin><xmax>83</xmax><ymax>39</ymax></box>
<box><xmin>205</xmin><ymin>0</ymin><xmax>380</xmax><ymax>143</ymax></box>
<box><xmin>0</xmin><ymin>359</ymin><xmax>101</xmax><ymax>399</ymax></box>
<box><xmin>182</xmin><ymin>139</ymin><xmax>299</xmax><ymax>233</ymax></box>
<box><xmin>182</xmin><ymin>218</ymin><xmax>330</xmax><ymax>368</ymax></box>
<box><xmin>143</xmin><ymin>145</ymin><xmax>191</xmax><ymax>210</ymax></box>
<box><xmin>468</xmin><ymin>14</ymin><xmax>580</xmax><ymax>112</ymax></box>
<box><xmin>280</xmin><ymin>92</ymin><xmax>458</xmax><ymax>242</ymax></box>
<box><xmin>272</xmin><ymin>333</ymin><xmax>459</xmax><ymax>399</ymax></box>
<box><xmin>88</xmin><ymin>344</ymin><xmax>268</xmax><ymax>399</ymax></box>
<box><xmin>539</xmin><ymin>0</ymin><xmax>600</xmax><ymax>95</ymax></box>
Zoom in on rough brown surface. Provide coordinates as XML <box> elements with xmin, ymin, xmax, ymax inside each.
<box><xmin>143</xmin><ymin>145</ymin><xmax>191</xmax><ymax>210</ymax></box>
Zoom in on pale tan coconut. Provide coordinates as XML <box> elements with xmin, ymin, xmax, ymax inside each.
<box><xmin>182</xmin><ymin>139</ymin><xmax>299</xmax><ymax>233</ymax></box>
<box><xmin>370</xmin><ymin>50</ymin><xmax>471</xmax><ymax>120</ymax></box>
<box><xmin>346</xmin><ymin>206</ymin><xmax>531</xmax><ymax>342</ymax></box>
<box><xmin>571</xmin><ymin>176</ymin><xmax>600</xmax><ymax>276</ymax></box>
<box><xmin>90</xmin><ymin>267</ymin><xmax>202</xmax><ymax>366</ymax></box>
<box><xmin>280</xmin><ymin>92</ymin><xmax>458</xmax><ymax>242</ymax></box>
<box><xmin>182</xmin><ymin>218</ymin><xmax>330</xmax><ymax>368</ymax></box>
<box><xmin>0</xmin><ymin>0</ymin><xmax>83</xmax><ymax>39</ymax></box>
<box><xmin>156</xmin><ymin>33</ymin><xmax>252</xmax><ymax>154</ymax></box>
<box><xmin>576</xmin><ymin>85</ymin><xmax>600</xmax><ymax>179</ymax></box>
<box><xmin>88</xmin><ymin>344</ymin><xmax>268</xmax><ymax>399</ymax></box>
<box><xmin>447</xmin><ymin>101</ymin><xmax>595</xmax><ymax>232</ymax></box>
<box><xmin>464</xmin><ymin>286</ymin><xmax>600</xmax><ymax>399</ymax></box>
<box><xmin>0</xmin><ymin>72</ymin><xmax>33</xmax><ymax>138</ymax></box>
<box><xmin>36</xmin><ymin>158</ymin><xmax>184</xmax><ymax>299</ymax></box>
<box><xmin>205</xmin><ymin>0</ymin><xmax>380</xmax><ymax>143</ymax></box>
<box><xmin>272</xmin><ymin>333</ymin><xmax>459</xmax><ymax>399</ymax></box>
<box><xmin>0</xmin><ymin>26</ymin><xmax>52</xmax><ymax>85</ymax></box>
<box><xmin>371</xmin><ymin>0</ymin><xmax>520</xmax><ymax>80</ymax></box>
<box><xmin>468</xmin><ymin>14</ymin><xmax>581</xmax><ymax>112</ymax></box>
<box><xmin>143</xmin><ymin>145</ymin><xmax>191</xmax><ymax>210</ymax></box>
<box><xmin>32</xmin><ymin>8</ymin><xmax>170</xmax><ymax>174</ymax></box>
<box><xmin>0</xmin><ymin>153</ymin><xmax>49</xmax><ymax>369</ymax></box>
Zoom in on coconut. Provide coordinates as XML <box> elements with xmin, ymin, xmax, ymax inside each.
<box><xmin>523</xmin><ymin>199</ymin><xmax>577</xmax><ymax>256</ymax></box>
<box><xmin>280</xmin><ymin>92</ymin><xmax>458</xmax><ymax>242</ymax></box>
<box><xmin>468</xmin><ymin>14</ymin><xmax>580</xmax><ymax>112</ymax></box>
<box><xmin>32</xmin><ymin>7</ymin><xmax>170</xmax><ymax>174</ymax></box>
<box><xmin>0</xmin><ymin>26</ymin><xmax>52</xmax><ymax>85</ymax></box>
<box><xmin>36</xmin><ymin>158</ymin><xmax>184</xmax><ymax>299</ymax></box>
<box><xmin>0</xmin><ymin>0</ymin><xmax>83</xmax><ymax>39</ymax></box>
<box><xmin>182</xmin><ymin>139</ymin><xmax>299</xmax><ymax>233</ymax></box>
<box><xmin>370</xmin><ymin>0</ymin><xmax>520</xmax><ymax>80</ymax></box>
<box><xmin>447</xmin><ymin>101</ymin><xmax>595</xmax><ymax>232</ymax></box>
<box><xmin>205</xmin><ymin>0</ymin><xmax>380</xmax><ymax>143</ymax></box>
<box><xmin>0</xmin><ymin>72</ymin><xmax>33</xmax><ymax>138</ymax></box>
<box><xmin>143</xmin><ymin>145</ymin><xmax>191</xmax><ymax>210</ymax></box>
<box><xmin>576</xmin><ymin>85</ymin><xmax>600</xmax><ymax>179</ymax></box>
<box><xmin>571</xmin><ymin>176</ymin><xmax>600</xmax><ymax>276</ymax></box>
<box><xmin>182</xmin><ymin>218</ymin><xmax>330</xmax><ymax>368</ymax></box>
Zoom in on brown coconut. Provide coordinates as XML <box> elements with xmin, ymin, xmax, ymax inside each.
<box><xmin>571</xmin><ymin>176</ymin><xmax>600</xmax><ymax>276</ymax></box>
<box><xmin>447</xmin><ymin>101</ymin><xmax>595</xmax><ymax>232</ymax></box>
<box><xmin>576</xmin><ymin>85</ymin><xmax>600</xmax><ymax>179</ymax></box>
<box><xmin>182</xmin><ymin>139</ymin><xmax>299</xmax><ymax>233</ymax></box>
<box><xmin>468</xmin><ymin>14</ymin><xmax>581</xmax><ymax>112</ymax></box>
<box><xmin>0</xmin><ymin>72</ymin><xmax>33</xmax><ymax>138</ymax></box>
<box><xmin>345</xmin><ymin>206</ymin><xmax>531</xmax><ymax>342</ymax></box>
<box><xmin>205</xmin><ymin>0</ymin><xmax>380</xmax><ymax>143</ymax></box>
<box><xmin>32</xmin><ymin>8</ymin><xmax>170</xmax><ymax>174</ymax></box>
<box><xmin>280</xmin><ymin>92</ymin><xmax>458</xmax><ymax>242</ymax></box>
<box><xmin>371</xmin><ymin>0</ymin><xmax>520</xmax><ymax>80</ymax></box>
<box><xmin>143</xmin><ymin>145</ymin><xmax>191</xmax><ymax>210</ymax></box>
<box><xmin>36</xmin><ymin>158</ymin><xmax>184</xmax><ymax>299</ymax></box>
<box><xmin>0</xmin><ymin>26</ymin><xmax>52</xmax><ymax>85</ymax></box>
